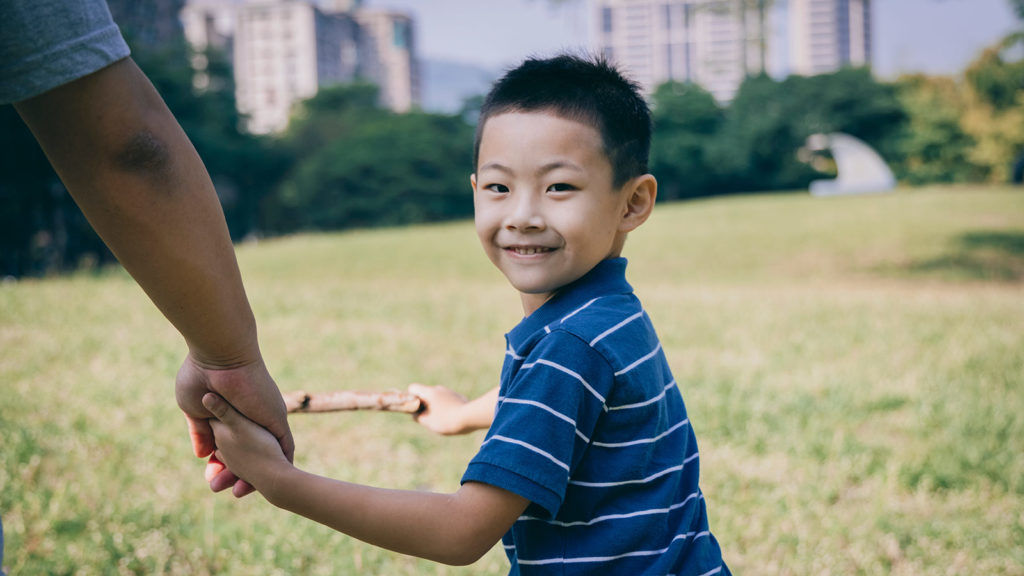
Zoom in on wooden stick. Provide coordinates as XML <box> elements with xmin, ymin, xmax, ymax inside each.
<box><xmin>283</xmin><ymin>390</ymin><xmax>422</xmax><ymax>414</ymax></box>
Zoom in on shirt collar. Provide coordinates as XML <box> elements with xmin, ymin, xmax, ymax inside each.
<box><xmin>508</xmin><ymin>257</ymin><xmax>633</xmax><ymax>348</ymax></box>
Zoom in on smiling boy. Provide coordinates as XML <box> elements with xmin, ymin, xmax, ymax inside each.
<box><xmin>203</xmin><ymin>55</ymin><xmax>729</xmax><ymax>574</ymax></box>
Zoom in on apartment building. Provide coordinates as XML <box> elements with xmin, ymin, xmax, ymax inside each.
<box><xmin>593</xmin><ymin>0</ymin><xmax>772</xmax><ymax>102</ymax></box>
<box><xmin>593</xmin><ymin>0</ymin><xmax>872</xmax><ymax>102</ymax></box>
<box><xmin>789</xmin><ymin>0</ymin><xmax>871</xmax><ymax>76</ymax></box>
<box><xmin>354</xmin><ymin>10</ymin><xmax>419</xmax><ymax>112</ymax></box>
<box><xmin>181</xmin><ymin>0</ymin><xmax>418</xmax><ymax>133</ymax></box>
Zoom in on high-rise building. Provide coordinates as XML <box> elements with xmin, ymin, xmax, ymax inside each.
<box><xmin>593</xmin><ymin>0</ymin><xmax>873</xmax><ymax>101</ymax></box>
<box><xmin>354</xmin><ymin>10</ymin><xmax>419</xmax><ymax>112</ymax></box>
<box><xmin>231</xmin><ymin>2</ymin><xmax>359</xmax><ymax>133</ymax></box>
<box><xmin>180</xmin><ymin>0</ymin><xmax>418</xmax><ymax>133</ymax></box>
<box><xmin>788</xmin><ymin>0</ymin><xmax>871</xmax><ymax>76</ymax></box>
<box><xmin>593</xmin><ymin>0</ymin><xmax>772</xmax><ymax>102</ymax></box>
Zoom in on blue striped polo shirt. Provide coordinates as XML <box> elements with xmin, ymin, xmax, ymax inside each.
<box><xmin>462</xmin><ymin>258</ymin><xmax>729</xmax><ymax>575</ymax></box>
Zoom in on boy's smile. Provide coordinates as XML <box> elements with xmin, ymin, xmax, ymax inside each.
<box><xmin>472</xmin><ymin>111</ymin><xmax>648</xmax><ymax>316</ymax></box>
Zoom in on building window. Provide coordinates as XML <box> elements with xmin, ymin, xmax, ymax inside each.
<box><xmin>602</xmin><ymin>7</ymin><xmax>613</xmax><ymax>34</ymax></box>
<box><xmin>393</xmin><ymin>20</ymin><xmax>408</xmax><ymax>48</ymax></box>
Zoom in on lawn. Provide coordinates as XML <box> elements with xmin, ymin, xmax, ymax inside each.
<box><xmin>1</xmin><ymin>184</ymin><xmax>1022</xmax><ymax>574</ymax></box>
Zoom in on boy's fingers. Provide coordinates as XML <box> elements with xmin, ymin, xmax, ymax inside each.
<box><xmin>205</xmin><ymin>453</ymin><xmax>227</xmax><ymax>482</ymax></box>
<box><xmin>209</xmin><ymin>456</ymin><xmax>239</xmax><ymax>492</ymax></box>
<box><xmin>185</xmin><ymin>414</ymin><xmax>215</xmax><ymax>458</ymax></box>
<box><xmin>232</xmin><ymin>479</ymin><xmax>255</xmax><ymax>498</ymax></box>
<box><xmin>202</xmin><ymin>392</ymin><xmax>232</xmax><ymax>420</ymax></box>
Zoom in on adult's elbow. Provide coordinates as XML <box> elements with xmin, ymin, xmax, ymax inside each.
<box><xmin>113</xmin><ymin>128</ymin><xmax>174</xmax><ymax>179</ymax></box>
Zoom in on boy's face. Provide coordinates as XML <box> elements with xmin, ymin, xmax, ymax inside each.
<box><xmin>472</xmin><ymin>111</ymin><xmax>634</xmax><ymax>315</ymax></box>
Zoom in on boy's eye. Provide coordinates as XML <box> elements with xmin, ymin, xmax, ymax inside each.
<box><xmin>485</xmin><ymin>183</ymin><xmax>509</xmax><ymax>193</ymax></box>
<box><xmin>547</xmin><ymin>183</ymin><xmax>576</xmax><ymax>193</ymax></box>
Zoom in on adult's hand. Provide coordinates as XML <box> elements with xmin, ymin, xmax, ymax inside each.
<box><xmin>176</xmin><ymin>353</ymin><xmax>294</xmax><ymax>497</ymax></box>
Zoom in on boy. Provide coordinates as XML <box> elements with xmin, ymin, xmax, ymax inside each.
<box><xmin>203</xmin><ymin>54</ymin><xmax>729</xmax><ymax>575</ymax></box>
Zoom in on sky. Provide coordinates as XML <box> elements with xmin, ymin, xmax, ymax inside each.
<box><xmin>364</xmin><ymin>0</ymin><xmax>1020</xmax><ymax>78</ymax></box>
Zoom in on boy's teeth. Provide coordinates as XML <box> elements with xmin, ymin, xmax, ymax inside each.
<box><xmin>512</xmin><ymin>247</ymin><xmax>549</xmax><ymax>255</ymax></box>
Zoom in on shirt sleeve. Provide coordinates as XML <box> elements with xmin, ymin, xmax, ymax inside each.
<box><xmin>462</xmin><ymin>330</ymin><xmax>615</xmax><ymax>517</ymax></box>
<box><xmin>0</xmin><ymin>0</ymin><xmax>131</xmax><ymax>103</ymax></box>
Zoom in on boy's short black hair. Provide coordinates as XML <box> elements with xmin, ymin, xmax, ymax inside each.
<box><xmin>474</xmin><ymin>54</ymin><xmax>651</xmax><ymax>187</ymax></box>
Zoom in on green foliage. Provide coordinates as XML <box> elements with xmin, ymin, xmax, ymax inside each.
<box><xmin>961</xmin><ymin>34</ymin><xmax>1024</xmax><ymax>182</ymax></box>
<box><xmin>1011</xmin><ymin>0</ymin><xmax>1024</xmax><ymax>21</ymax></box>
<box><xmin>649</xmin><ymin>82</ymin><xmax>724</xmax><ymax>199</ymax></box>
<box><xmin>704</xmin><ymin>69</ymin><xmax>905</xmax><ymax>192</ymax></box>
<box><xmin>965</xmin><ymin>34</ymin><xmax>1024</xmax><ymax>111</ymax></box>
<box><xmin>0</xmin><ymin>106</ymin><xmax>115</xmax><ymax>277</ymax></box>
<box><xmin>269</xmin><ymin>88</ymin><xmax>474</xmax><ymax>232</ymax></box>
<box><xmin>891</xmin><ymin>75</ymin><xmax>979</xmax><ymax>184</ymax></box>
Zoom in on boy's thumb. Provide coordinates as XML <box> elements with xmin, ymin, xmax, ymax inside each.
<box><xmin>202</xmin><ymin>393</ymin><xmax>230</xmax><ymax>420</ymax></box>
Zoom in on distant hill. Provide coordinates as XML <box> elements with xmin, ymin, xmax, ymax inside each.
<box><xmin>419</xmin><ymin>59</ymin><xmax>499</xmax><ymax>114</ymax></box>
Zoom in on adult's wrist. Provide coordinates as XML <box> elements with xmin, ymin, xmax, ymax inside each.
<box><xmin>186</xmin><ymin>330</ymin><xmax>262</xmax><ymax>371</ymax></box>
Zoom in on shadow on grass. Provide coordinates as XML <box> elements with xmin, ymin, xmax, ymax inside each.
<box><xmin>901</xmin><ymin>231</ymin><xmax>1024</xmax><ymax>282</ymax></box>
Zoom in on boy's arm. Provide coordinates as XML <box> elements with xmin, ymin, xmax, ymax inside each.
<box><xmin>203</xmin><ymin>393</ymin><xmax>528</xmax><ymax>565</ymax></box>
<box><xmin>409</xmin><ymin>385</ymin><xmax>499</xmax><ymax>435</ymax></box>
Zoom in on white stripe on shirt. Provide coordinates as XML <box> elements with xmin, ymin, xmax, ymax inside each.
<box><xmin>559</xmin><ymin>297</ymin><xmax>600</xmax><ymax>324</ymax></box>
<box><xmin>569</xmin><ymin>452</ymin><xmax>699</xmax><ymax>487</ymax></box>
<box><xmin>484</xmin><ymin>435</ymin><xmax>570</xmax><ymax>472</ymax></box>
<box><xmin>505</xmin><ymin>343</ymin><xmax>523</xmax><ymax>360</ymax></box>
<box><xmin>515</xmin><ymin>530</ymin><xmax>712</xmax><ymax>565</ymax></box>
<box><xmin>607</xmin><ymin>380</ymin><xmax>676</xmax><ymax>411</ymax></box>
<box><xmin>589</xmin><ymin>310</ymin><xmax>644</xmax><ymax>347</ymax></box>
<box><xmin>498</xmin><ymin>397</ymin><xmax>591</xmax><ymax>443</ymax></box>
<box><xmin>519</xmin><ymin>491</ymin><xmax>701</xmax><ymax>527</ymax></box>
<box><xmin>523</xmin><ymin>358</ymin><xmax>607</xmax><ymax>405</ymax></box>
<box><xmin>614</xmin><ymin>342</ymin><xmax>663</xmax><ymax>376</ymax></box>
<box><xmin>591</xmin><ymin>418</ymin><xmax>689</xmax><ymax>448</ymax></box>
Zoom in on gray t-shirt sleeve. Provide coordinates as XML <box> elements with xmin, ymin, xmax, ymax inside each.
<box><xmin>0</xmin><ymin>0</ymin><xmax>131</xmax><ymax>104</ymax></box>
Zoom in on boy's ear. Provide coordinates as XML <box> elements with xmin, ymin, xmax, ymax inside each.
<box><xmin>470</xmin><ymin>173</ymin><xmax>477</xmax><ymax>191</ymax></box>
<box><xmin>618</xmin><ymin>174</ymin><xmax>657</xmax><ymax>233</ymax></box>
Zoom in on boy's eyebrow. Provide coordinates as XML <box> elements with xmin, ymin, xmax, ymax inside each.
<box><xmin>478</xmin><ymin>161</ymin><xmax>514</xmax><ymax>174</ymax></box>
<box><xmin>478</xmin><ymin>160</ymin><xmax>584</xmax><ymax>176</ymax></box>
<box><xmin>537</xmin><ymin>161</ymin><xmax>584</xmax><ymax>175</ymax></box>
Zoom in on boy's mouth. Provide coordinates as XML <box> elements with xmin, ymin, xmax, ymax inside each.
<box><xmin>505</xmin><ymin>245</ymin><xmax>554</xmax><ymax>256</ymax></box>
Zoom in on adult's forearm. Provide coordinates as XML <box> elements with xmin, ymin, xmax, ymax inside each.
<box><xmin>14</xmin><ymin>58</ymin><xmax>258</xmax><ymax>366</ymax></box>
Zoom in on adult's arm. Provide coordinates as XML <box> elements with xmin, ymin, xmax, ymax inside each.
<box><xmin>13</xmin><ymin>57</ymin><xmax>294</xmax><ymax>492</ymax></box>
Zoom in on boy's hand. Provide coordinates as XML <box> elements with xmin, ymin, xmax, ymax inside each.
<box><xmin>408</xmin><ymin>384</ymin><xmax>476</xmax><ymax>435</ymax></box>
<box><xmin>175</xmin><ymin>354</ymin><xmax>294</xmax><ymax>497</ymax></box>
<box><xmin>202</xmin><ymin>392</ymin><xmax>290</xmax><ymax>494</ymax></box>
<box><xmin>409</xmin><ymin>384</ymin><xmax>499</xmax><ymax>435</ymax></box>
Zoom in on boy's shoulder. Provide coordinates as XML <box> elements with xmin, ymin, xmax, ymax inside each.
<box><xmin>543</xmin><ymin>291</ymin><xmax>648</xmax><ymax>350</ymax></box>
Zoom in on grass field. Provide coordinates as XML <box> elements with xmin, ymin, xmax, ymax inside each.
<box><xmin>1</xmin><ymin>184</ymin><xmax>1022</xmax><ymax>575</ymax></box>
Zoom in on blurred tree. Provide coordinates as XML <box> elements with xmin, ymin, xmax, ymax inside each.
<box><xmin>269</xmin><ymin>105</ymin><xmax>474</xmax><ymax>232</ymax></box>
<box><xmin>965</xmin><ymin>35</ymin><xmax>1024</xmax><ymax>112</ymax></box>
<box><xmin>649</xmin><ymin>82</ymin><xmax>724</xmax><ymax>199</ymax></box>
<box><xmin>282</xmin><ymin>83</ymin><xmax>382</xmax><ymax>161</ymax></box>
<box><xmin>0</xmin><ymin>105</ymin><xmax>113</xmax><ymax>276</ymax></box>
<box><xmin>706</xmin><ymin>68</ymin><xmax>905</xmax><ymax>192</ymax></box>
<box><xmin>1011</xmin><ymin>0</ymin><xmax>1024</xmax><ymax>20</ymax></box>
<box><xmin>961</xmin><ymin>34</ymin><xmax>1024</xmax><ymax>182</ymax></box>
<box><xmin>892</xmin><ymin>75</ymin><xmax>979</xmax><ymax>184</ymax></box>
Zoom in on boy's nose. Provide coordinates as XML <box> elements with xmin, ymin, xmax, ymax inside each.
<box><xmin>504</xmin><ymin>191</ymin><xmax>545</xmax><ymax>231</ymax></box>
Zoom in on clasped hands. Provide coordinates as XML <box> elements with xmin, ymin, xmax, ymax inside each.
<box><xmin>175</xmin><ymin>353</ymin><xmax>295</xmax><ymax>497</ymax></box>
